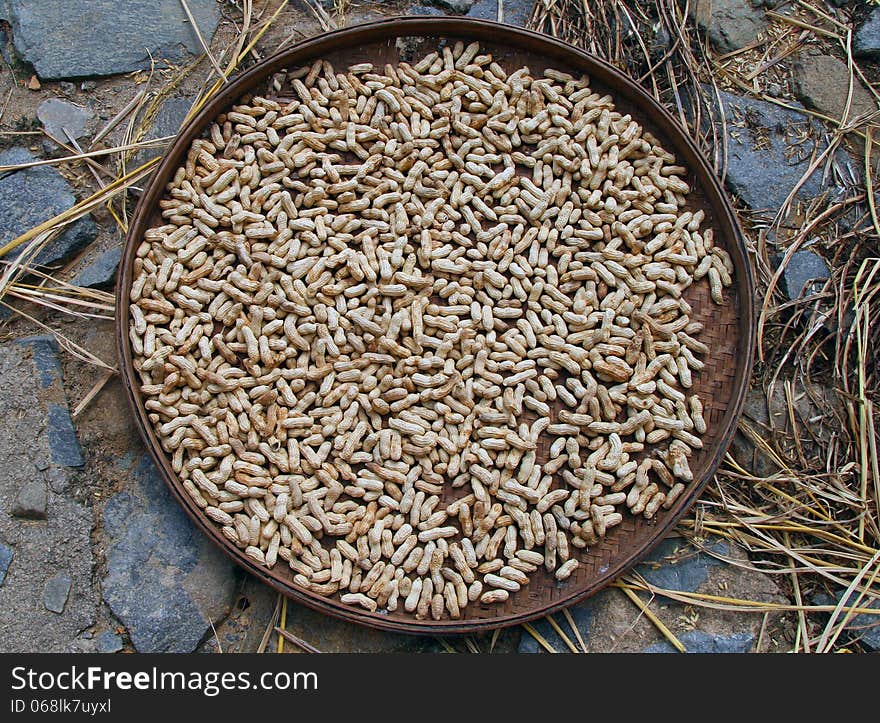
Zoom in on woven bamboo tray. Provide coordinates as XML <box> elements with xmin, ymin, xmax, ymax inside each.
<box><xmin>116</xmin><ymin>17</ymin><xmax>754</xmax><ymax>635</ymax></box>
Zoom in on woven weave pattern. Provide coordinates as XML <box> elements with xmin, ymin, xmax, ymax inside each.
<box><xmin>118</xmin><ymin>21</ymin><xmax>751</xmax><ymax>634</ymax></box>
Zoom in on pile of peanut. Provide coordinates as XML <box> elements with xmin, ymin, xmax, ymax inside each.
<box><xmin>129</xmin><ymin>41</ymin><xmax>733</xmax><ymax>620</ymax></box>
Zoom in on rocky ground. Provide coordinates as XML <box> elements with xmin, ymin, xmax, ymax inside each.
<box><xmin>0</xmin><ymin>0</ymin><xmax>877</xmax><ymax>654</ymax></box>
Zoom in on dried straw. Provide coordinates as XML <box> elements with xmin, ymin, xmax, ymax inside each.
<box><xmin>529</xmin><ymin>0</ymin><xmax>880</xmax><ymax>652</ymax></box>
<box><xmin>0</xmin><ymin>0</ymin><xmax>294</xmax><ymax>370</ymax></box>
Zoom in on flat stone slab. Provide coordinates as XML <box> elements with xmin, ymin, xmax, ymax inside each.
<box><xmin>793</xmin><ymin>53</ymin><xmax>876</xmax><ymax>126</ymax></box>
<box><xmin>43</xmin><ymin>571</ymin><xmax>72</xmax><ymax>613</ymax></box>
<box><xmin>705</xmin><ymin>88</ymin><xmax>843</xmax><ymax>214</ymax></box>
<box><xmin>0</xmin><ymin>336</ymin><xmax>96</xmax><ymax>652</ymax></box>
<box><xmin>644</xmin><ymin>630</ymin><xmax>755</xmax><ymax>653</ymax></box>
<box><xmin>12</xmin><ymin>479</ymin><xmax>47</xmax><ymax>519</ymax></box>
<box><xmin>1</xmin><ymin>0</ymin><xmax>222</xmax><ymax>80</ymax></box>
<box><xmin>135</xmin><ymin>96</ymin><xmax>195</xmax><ymax>168</ymax></box>
<box><xmin>432</xmin><ymin>0</ymin><xmax>475</xmax><ymax>13</ymax></box>
<box><xmin>634</xmin><ymin>536</ymin><xmax>727</xmax><ymax>591</ymax></box>
<box><xmin>408</xmin><ymin>5</ymin><xmax>446</xmax><ymax>15</ymax></box>
<box><xmin>0</xmin><ymin>543</ymin><xmax>13</xmax><ymax>586</ymax></box>
<box><xmin>467</xmin><ymin>0</ymin><xmax>531</xmax><ymax>26</ymax></box>
<box><xmin>37</xmin><ymin>98</ymin><xmax>92</xmax><ymax>141</ymax></box>
<box><xmin>0</xmin><ymin>147</ymin><xmax>96</xmax><ymax>268</ymax></box>
<box><xmin>780</xmin><ymin>250</ymin><xmax>829</xmax><ymax>300</ymax></box>
<box><xmin>102</xmin><ymin>453</ymin><xmax>237</xmax><ymax>653</ymax></box>
<box><xmin>854</xmin><ymin>7</ymin><xmax>880</xmax><ymax>60</ymax></box>
<box><xmin>95</xmin><ymin>631</ymin><xmax>123</xmax><ymax>654</ymax></box>
<box><xmin>689</xmin><ymin>0</ymin><xmax>766</xmax><ymax>54</ymax></box>
<box><xmin>69</xmin><ymin>246</ymin><xmax>122</xmax><ymax>289</ymax></box>
<box><xmin>519</xmin><ymin>537</ymin><xmax>784</xmax><ymax>652</ymax></box>
<box><xmin>21</xmin><ymin>336</ymin><xmax>83</xmax><ymax>468</ymax></box>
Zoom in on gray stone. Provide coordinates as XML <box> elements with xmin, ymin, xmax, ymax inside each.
<box><xmin>730</xmin><ymin>395</ymin><xmax>776</xmax><ymax>479</ymax></box>
<box><xmin>730</xmin><ymin>382</ymin><xmax>838</xmax><ymax>478</ymax></box>
<box><xmin>95</xmin><ymin>631</ymin><xmax>123</xmax><ymax>654</ymax></box>
<box><xmin>689</xmin><ymin>0</ymin><xmax>766</xmax><ymax>54</ymax></box>
<box><xmin>12</xmin><ymin>479</ymin><xmax>47</xmax><ymax>519</ymax></box>
<box><xmin>43</xmin><ymin>572</ymin><xmax>71</xmax><ymax>613</ymax></box>
<box><xmin>69</xmin><ymin>247</ymin><xmax>122</xmax><ymax>289</ymax></box>
<box><xmin>815</xmin><ymin>590</ymin><xmax>880</xmax><ymax>652</ymax></box>
<box><xmin>793</xmin><ymin>53</ymin><xmax>876</xmax><ymax>125</ymax></box>
<box><xmin>36</xmin><ymin>98</ymin><xmax>92</xmax><ymax>141</ymax></box>
<box><xmin>854</xmin><ymin>8</ymin><xmax>880</xmax><ymax>60</ymax></box>
<box><xmin>0</xmin><ymin>42</ymin><xmax>10</xmax><ymax>68</ymax></box>
<box><xmin>102</xmin><ymin>454</ymin><xmax>237</xmax><ymax>653</ymax></box>
<box><xmin>46</xmin><ymin>404</ymin><xmax>83</xmax><ymax>468</ymax></box>
<box><xmin>0</xmin><ymin>543</ymin><xmax>12</xmax><ymax>586</ymax></box>
<box><xmin>705</xmin><ymin>88</ymin><xmax>841</xmax><ymax>213</ymax></box>
<box><xmin>135</xmin><ymin>96</ymin><xmax>195</xmax><ymax>167</ymax></box>
<box><xmin>644</xmin><ymin>631</ymin><xmax>755</xmax><ymax>653</ymax></box>
<box><xmin>650</xmin><ymin>25</ymin><xmax>672</xmax><ymax>60</ymax></box>
<box><xmin>780</xmin><ymin>250</ymin><xmax>829</xmax><ymax>300</ymax></box>
<box><xmin>635</xmin><ymin>537</ymin><xmax>728</xmax><ymax>592</ymax></box>
<box><xmin>3</xmin><ymin>0</ymin><xmax>222</xmax><ymax>80</ymax></box>
<box><xmin>432</xmin><ymin>0</ymin><xmax>474</xmax><ymax>13</ymax></box>
<box><xmin>467</xmin><ymin>0</ymin><xmax>531</xmax><ymax>26</ymax></box>
<box><xmin>25</xmin><ymin>335</ymin><xmax>63</xmax><ymax>389</ymax></box>
<box><xmin>0</xmin><ymin>338</ymin><xmax>96</xmax><ymax>652</ymax></box>
<box><xmin>409</xmin><ymin>5</ymin><xmax>446</xmax><ymax>15</ymax></box>
<box><xmin>16</xmin><ymin>336</ymin><xmax>83</xmax><ymax>468</ymax></box>
<box><xmin>0</xmin><ymin>147</ymin><xmax>96</xmax><ymax>268</ymax></box>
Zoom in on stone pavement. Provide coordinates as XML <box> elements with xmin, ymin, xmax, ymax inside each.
<box><xmin>0</xmin><ymin>331</ymin><xmax>240</xmax><ymax>653</ymax></box>
<box><xmin>0</xmin><ymin>337</ymin><xmax>95</xmax><ymax>652</ymax></box>
<box><xmin>1</xmin><ymin>0</ymin><xmax>872</xmax><ymax>654</ymax></box>
<box><xmin>0</xmin><ymin>0</ymin><xmax>221</xmax><ymax>79</ymax></box>
<box><xmin>0</xmin><ymin>147</ymin><xmax>96</xmax><ymax>267</ymax></box>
